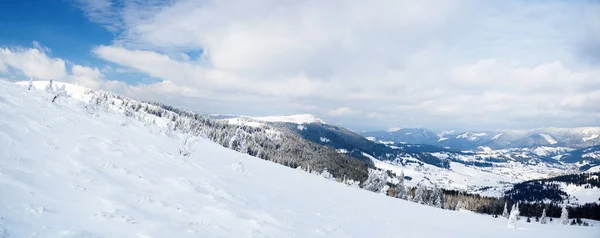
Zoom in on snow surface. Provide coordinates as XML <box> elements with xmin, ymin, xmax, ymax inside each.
<box><xmin>456</xmin><ymin>132</ymin><xmax>487</xmax><ymax>141</ymax></box>
<box><xmin>492</xmin><ymin>133</ymin><xmax>504</xmax><ymax>140</ymax></box>
<box><xmin>2</xmin><ymin>81</ymin><xmax>599</xmax><ymax>237</ymax></box>
<box><xmin>539</xmin><ymin>133</ymin><xmax>558</xmax><ymax>145</ymax></box>
<box><xmin>561</xmin><ymin>184</ymin><xmax>600</xmax><ymax>204</ymax></box>
<box><xmin>583</xmin><ymin>134</ymin><xmax>599</xmax><ymax>142</ymax></box>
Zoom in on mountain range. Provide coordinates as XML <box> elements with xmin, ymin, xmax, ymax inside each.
<box><xmin>361</xmin><ymin>127</ymin><xmax>600</xmax><ymax>150</ymax></box>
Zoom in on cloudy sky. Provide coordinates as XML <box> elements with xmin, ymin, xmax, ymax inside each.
<box><xmin>1</xmin><ymin>0</ymin><xmax>599</xmax><ymax>130</ymax></box>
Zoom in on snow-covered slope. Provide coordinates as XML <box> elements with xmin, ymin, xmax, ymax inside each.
<box><xmin>2</xmin><ymin>81</ymin><xmax>599</xmax><ymax>237</ymax></box>
<box><xmin>224</xmin><ymin>114</ymin><xmax>325</xmax><ymax>127</ymax></box>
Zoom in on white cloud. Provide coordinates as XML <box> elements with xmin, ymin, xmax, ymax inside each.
<box><xmin>64</xmin><ymin>0</ymin><xmax>600</xmax><ymax>129</ymax></box>
<box><xmin>327</xmin><ymin>107</ymin><xmax>355</xmax><ymax>117</ymax></box>
<box><xmin>0</xmin><ymin>46</ymin><xmax>128</xmax><ymax>92</ymax></box>
<box><xmin>0</xmin><ymin>47</ymin><xmax>67</xmax><ymax>80</ymax></box>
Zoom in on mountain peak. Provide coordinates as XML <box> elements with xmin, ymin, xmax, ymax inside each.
<box><xmin>387</xmin><ymin>127</ymin><xmax>402</xmax><ymax>132</ymax></box>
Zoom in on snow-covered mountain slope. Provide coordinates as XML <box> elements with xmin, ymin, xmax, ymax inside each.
<box><xmin>223</xmin><ymin>114</ymin><xmax>324</xmax><ymax>127</ymax></box>
<box><xmin>4</xmin><ymin>82</ymin><xmax>599</xmax><ymax>237</ymax></box>
<box><xmin>505</xmin><ymin>172</ymin><xmax>600</xmax><ymax>205</ymax></box>
<box><xmin>17</xmin><ymin>81</ymin><xmax>370</xmax><ymax>182</ymax></box>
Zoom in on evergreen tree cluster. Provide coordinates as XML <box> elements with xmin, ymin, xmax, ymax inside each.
<box><xmin>443</xmin><ymin>190</ymin><xmax>505</xmax><ymax>214</ymax></box>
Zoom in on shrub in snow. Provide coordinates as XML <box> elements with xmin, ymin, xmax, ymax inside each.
<box><xmin>48</xmin><ymin>83</ymin><xmax>67</xmax><ymax>103</ymax></box>
<box><xmin>178</xmin><ymin>134</ymin><xmax>194</xmax><ymax>157</ymax></box>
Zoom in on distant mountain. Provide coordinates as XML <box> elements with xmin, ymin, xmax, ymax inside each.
<box><xmin>558</xmin><ymin>146</ymin><xmax>600</xmax><ymax>171</ymax></box>
<box><xmin>362</xmin><ymin>127</ymin><xmax>600</xmax><ymax>150</ymax></box>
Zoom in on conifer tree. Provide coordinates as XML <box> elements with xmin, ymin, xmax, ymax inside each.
<box><xmin>507</xmin><ymin>205</ymin><xmax>519</xmax><ymax>228</ymax></box>
<box><xmin>395</xmin><ymin>171</ymin><xmax>408</xmax><ymax>200</ymax></box>
<box><xmin>560</xmin><ymin>204</ymin><xmax>569</xmax><ymax>225</ymax></box>
<box><xmin>502</xmin><ymin>202</ymin><xmax>509</xmax><ymax>219</ymax></box>
<box><xmin>540</xmin><ymin>209</ymin><xmax>547</xmax><ymax>224</ymax></box>
<box><xmin>413</xmin><ymin>184</ymin><xmax>425</xmax><ymax>204</ymax></box>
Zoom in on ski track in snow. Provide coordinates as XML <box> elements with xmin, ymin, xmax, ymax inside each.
<box><xmin>1</xmin><ymin>81</ymin><xmax>599</xmax><ymax>237</ymax></box>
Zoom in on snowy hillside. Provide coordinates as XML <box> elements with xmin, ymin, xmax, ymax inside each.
<box><xmin>2</xmin><ymin>80</ymin><xmax>599</xmax><ymax>237</ymax></box>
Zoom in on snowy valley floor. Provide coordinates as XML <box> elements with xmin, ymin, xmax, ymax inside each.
<box><xmin>1</xmin><ymin>81</ymin><xmax>599</xmax><ymax>237</ymax></box>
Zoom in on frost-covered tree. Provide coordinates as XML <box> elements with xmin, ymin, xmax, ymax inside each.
<box><xmin>502</xmin><ymin>202</ymin><xmax>509</xmax><ymax>219</ymax></box>
<box><xmin>507</xmin><ymin>205</ymin><xmax>519</xmax><ymax>228</ymax></box>
<box><xmin>413</xmin><ymin>184</ymin><xmax>425</xmax><ymax>204</ymax></box>
<box><xmin>320</xmin><ymin>168</ymin><xmax>334</xmax><ymax>180</ymax></box>
<box><xmin>44</xmin><ymin>79</ymin><xmax>54</xmax><ymax>93</ymax></box>
<box><xmin>540</xmin><ymin>209</ymin><xmax>547</xmax><ymax>224</ymax></box>
<box><xmin>560</xmin><ymin>204</ymin><xmax>569</xmax><ymax>225</ymax></box>
<box><xmin>395</xmin><ymin>171</ymin><xmax>408</xmax><ymax>200</ymax></box>
<box><xmin>362</xmin><ymin>169</ymin><xmax>388</xmax><ymax>193</ymax></box>
<box><xmin>431</xmin><ymin>185</ymin><xmax>443</xmax><ymax>208</ymax></box>
<box><xmin>509</xmin><ymin>203</ymin><xmax>521</xmax><ymax>221</ymax></box>
<box><xmin>51</xmin><ymin>84</ymin><xmax>67</xmax><ymax>103</ymax></box>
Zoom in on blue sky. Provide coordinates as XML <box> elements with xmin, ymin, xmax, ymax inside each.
<box><xmin>1</xmin><ymin>0</ymin><xmax>599</xmax><ymax>131</ymax></box>
<box><xmin>0</xmin><ymin>0</ymin><xmax>109</xmax><ymax>65</ymax></box>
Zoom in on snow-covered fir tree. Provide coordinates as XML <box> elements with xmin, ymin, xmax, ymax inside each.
<box><xmin>394</xmin><ymin>171</ymin><xmax>408</xmax><ymax>200</ymax></box>
<box><xmin>560</xmin><ymin>204</ymin><xmax>569</xmax><ymax>225</ymax></box>
<box><xmin>513</xmin><ymin>203</ymin><xmax>521</xmax><ymax>221</ymax></box>
<box><xmin>540</xmin><ymin>209</ymin><xmax>547</xmax><ymax>224</ymax></box>
<box><xmin>413</xmin><ymin>184</ymin><xmax>425</xmax><ymax>204</ymax></box>
<box><xmin>362</xmin><ymin>169</ymin><xmax>388</xmax><ymax>193</ymax></box>
<box><xmin>431</xmin><ymin>185</ymin><xmax>443</xmax><ymax>208</ymax></box>
<box><xmin>320</xmin><ymin>168</ymin><xmax>334</xmax><ymax>180</ymax></box>
<box><xmin>507</xmin><ymin>204</ymin><xmax>520</xmax><ymax>228</ymax></box>
<box><xmin>502</xmin><ymin>202</ymin><xmax>509</xmax><ymax>219</ymax></box>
